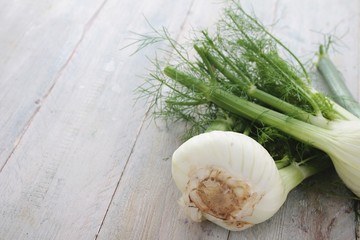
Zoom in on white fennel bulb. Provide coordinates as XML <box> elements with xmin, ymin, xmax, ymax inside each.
<box><xmin>172</xmin><ymin>131</ymin><xmax>288</xmax><ymax>231</ymax></box>
<box><xmin>314</xmin><ymin>120</ymin><xmax>360</xmax><ymax>197</ymax></box>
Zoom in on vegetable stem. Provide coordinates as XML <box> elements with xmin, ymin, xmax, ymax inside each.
<box><xmin>275</xmin><ymin>156</ymin><xmax>291</xmax><ymax>169</ymax></box>
<box><xmin>317</xmin><ymin>45</ymin><xmax>360</xmax><ymax>118</ymax></box>
<box><xmin>198</xmin><ymin>47</ymin><xmax>329</xmax><ymax>127</ymax></box>
<box><xmin>279</xmin><ymin>157</ymin><xmax>331</xmax><ymax>193</ymax></box>
<box><xmin>233</xmin><ymin>1</ymin><xmax>310</xmax><ymax>81</ymax></box>
<box><xmin>164</xmin><ymin>66</ymin><xmax>330</xmax><ymax>149</ymax></box>
<box><xmin>226</xmin><ymin>12</ymin><xmax>321</xmax><ymax>115</ymax></box>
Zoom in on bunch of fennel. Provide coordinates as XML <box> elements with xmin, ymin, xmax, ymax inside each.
<box><xmin>139</xmin><ymin>2</ymin><xmax>360</xmax><ymax>231</ymax></box>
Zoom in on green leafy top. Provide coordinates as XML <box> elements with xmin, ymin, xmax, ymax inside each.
<box><xmin>136</xmin><ymin>2</ymin><xmax>336</xmax><ymax>167</ymax></box>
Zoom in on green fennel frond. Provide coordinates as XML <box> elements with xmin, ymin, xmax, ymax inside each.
<box><xmin>135</xmin><ymin>1</ymin><xmax>336</xmax><ymax>166</ymax></box>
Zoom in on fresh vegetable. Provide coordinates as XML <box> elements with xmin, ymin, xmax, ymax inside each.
<box><xmin>138</xmin><ymin>1</ymin><xmax>360</xmax><ymax>230</ymax></box>
<box><xmin>172</xmin><ymin>130</ymin><xmax>329</xmax><ymax>231</ymax></box>
<box><xmin>163</xmin><ymin>3</ymin><xmax>360</xmax><ymax>194</ymax></box>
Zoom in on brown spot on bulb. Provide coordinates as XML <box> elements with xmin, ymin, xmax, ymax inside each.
<box><xmin>186</xmin><ymin>167</ymin><xmax>256</xmax><ymax>227</ymax></box>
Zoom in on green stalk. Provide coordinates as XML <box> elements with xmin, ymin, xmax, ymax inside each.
<box><xmin>279</xmin><ymin>157</ymin><xmax>331</xmax><ymax>193</ymax></box>
<box><xmin>232</xmin><ymin>1</ymin><xmax>310</xmax><ymax>81</ymax></box>
<box><xmin>332</xmin><ymin>102</ymin><xmax>359</xmax><ymax>121</ymax></box>
<box><xmin>197</xmin><ymin>45</ymin><xmax>249</xmax><ymax>89</ymax></box>
<box><xmin>193</xmin><ymin>44</ymin><xmax>220</xmax><ymax>84</ymax></box>
<box><xmin>275</xmin><ymin>156</ymin><xmax>291</xmax><ymax>169</ymax></box>
<box><xmin>198</xmin><ymin>47</ymin><xmax>329</xmax><ymax>127</ymax></box>
<box><xmin>164</xmin><ymin>66</ymin><xmax>330</xmax><ymax>149</ymax></box>
<box><xmin>317</xmin><ymin>45</ymin><xmax>360</xmax><ymax>118</ymax></box>
<box><xmin>226</xmin><ymin>14</ymin><xmax>321</xmax><ymax>115</ymax></box>
<box><xmin>199</xmin><ymin>33</ymin><xmax>252</xmax><ymax>86</ymax></box>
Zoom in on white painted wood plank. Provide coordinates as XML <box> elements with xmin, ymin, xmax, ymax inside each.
<box><xmin>0</xmin><ymin>0</ymin><xmax>358</xmax><ymax>239</ymax></box>
<box><xmin>0</xmin><ymin>0</ymin><xmax>202</xmax><ymax>239</ymax></box>
<box><xmin>98</xmin><ymin>0</ymin><xmax>359</xmax><ymax>239</ymax></box>
<box><xmin>0</xmin><ymin>0</ymin><xmax>107</xmax><ymax>167</ymax></box>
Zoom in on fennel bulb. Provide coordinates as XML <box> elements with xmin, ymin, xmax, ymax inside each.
<box><xmin>314</xmin><ymin>120</ymin><xmax>360</xmax><ymax>197</ymax></box>
<box><xmin>172</xmin><ymin>131</ymin><xmax>328</xmax><ymax>231</ymax></box>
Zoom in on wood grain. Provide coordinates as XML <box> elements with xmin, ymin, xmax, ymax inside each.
<box><xmin>0</xmin><ymin>0</ymin><xmax>359</xmax><ymax>239</ymax></box>
<box><xmin>0</xmin><ymin>0</ymin><xmax>108</xmax><ymax>168</ymax></box>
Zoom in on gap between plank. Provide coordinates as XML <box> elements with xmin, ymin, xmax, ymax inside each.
<box><xmin>42</xmin><ymin>0</ymin><xmax>110</xmax><ymax>101</ymax></box>
<box><xmin>0</xmin><ymin>105</ymin><xmax>40</xmax><ymax>173</ymax></box>
<box><xmin>0</xmin><ymin>0</ymin><xmax>109</xmax><ymax>173</ymax></box>
<box><xmin>94</xmin><ymin>1</ymin><xmax>197</xmax><ymax>239</ymax></box>
<box><xmin>94</xmin><ymin>105</ymin><xmax>152</xmax><ymax>240</ymax></box>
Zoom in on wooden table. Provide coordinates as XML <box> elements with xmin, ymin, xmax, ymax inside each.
<box><xmin>0</xmin><ymin>0</ymin><xmax>359</xmax><ymax>239</ymax></box>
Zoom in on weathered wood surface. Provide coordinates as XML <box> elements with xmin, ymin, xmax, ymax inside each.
<box><xmin>0</xmin><ymin>0</ymin><xmax>358</xmax><ymax>239</ymax></box>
